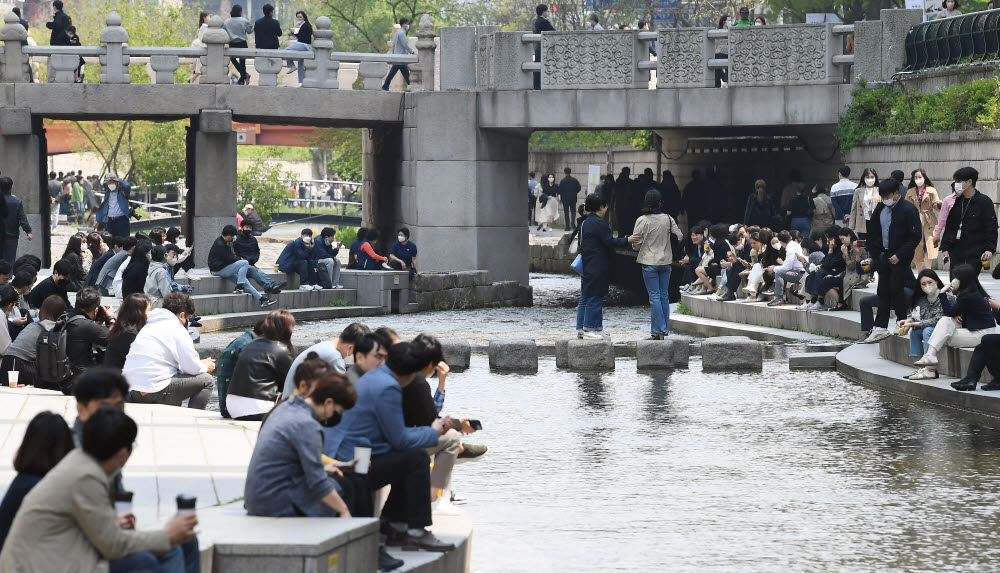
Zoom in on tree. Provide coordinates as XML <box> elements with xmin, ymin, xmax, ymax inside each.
<box><xmin>313</xmin><ymin>0</ymin><xmax>459</xmax><ymax>52</ymax></box>
<box><xmin>306</xmin><ymin>128</ymin><xmax>363</xmax><ymax>181</ymax></box>
<box><xmin>237</xmin><ymin>157</ymin><xmax>298</xmax><ymax>225</ymax></box>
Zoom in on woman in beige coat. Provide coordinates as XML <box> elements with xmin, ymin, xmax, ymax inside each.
<box><xmin>628</xmin><ymin>189</ymin><xmax>683</xmax><ymax>340</ymax></box>
<box><xmin>904</xmin><ymin>168</ymin><xmax>942</xmax><ymax>270</ymax></box>
<box><xmin>848</xmin><ymin>167</ymin><xmax>880</xmax><ymax>239</ymax></box>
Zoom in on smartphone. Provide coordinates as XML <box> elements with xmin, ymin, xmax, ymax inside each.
<box><xmin>856</xmin><ymin>239</ymin><xmax>866</xmax><ymax>248</ymax></box>
<box><xmin>451</xmin><ymin>419</ymin><xmax>483</xmax><ymax>431</ymax></box>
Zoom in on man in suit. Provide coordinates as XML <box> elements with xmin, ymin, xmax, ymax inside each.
<box><xmin>861</xmin><ymin>179</ymin><xmax>922</xmax><ymax>344</ymax></box>
<box><xmin>531</xmin><ymin>4</ymin><xmax>555</xmax><ymax>90</ymax></box>
<box><xmin>558</xmin><ymin>167</ymin><xmax>582</xmax><ymax>231</ymax></box>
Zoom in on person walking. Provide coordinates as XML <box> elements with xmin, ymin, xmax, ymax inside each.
<box><xmin>534</xmin><ymin>176</ymin><xmax>558</xmax><ymax>232</ymax></box>
<box><xmin>558</xmin><ymin>168</ymin><xmax>582</xmax><ymax>231</ymax></box>
<box><xmin>93</xmin><ymin>174</ymin><xmax>133</xmax><ymax>237</ymax></box>
<box><xmin>586</xmin><ymin>13</ymin><xmax>604</xmax><ymax>30</ymax></box>
<box><xmin>904</xmin><ymin>168</ymin><xmax>941</xmax><ymax>271</ymax></box>
<box><xmin>860</xmin><ymin>180</ymin><xmax>922</xmax><ymax>344</ymax></box>
<box><xmin>576</xmin><ymin>194</ymin><xmax>628</xmax><ymax>340</ymax></box>
<box><xmin>224</xmin><ymin>5</ymin><xmax>254</xmax><ymax>85</ymax></box>
<box><xmin>382</xmin><ymin>18</ymin><xmax>415</xmax><ymax>91</ymax></box>
<box><xmin>743</xmin><ymin>179</ymin><xmax>774</xmax><ymax>228</ymax></box>
<box><xmin>0</xmin><ymin>177</ymin><xmax>27</xmax><ymax>264</ymax></box>
<box><xmin>848</xmin><ymin>168</ymin><xmax>880</xmax><ymax>241</ymax></box>
<box><xmin>531</xmin><ymin>4</ymin><xmax>555</xmax><ymax>90</ymax></box>
<box><xmin>628</xmin><ymin>190</ymin><xmax>683</xmax><ymax>340</ymax></box>
<box><xmin>940</xmin><ymin>167</ymin><xmax>998</xmax><ymax>273</ymax></box>
<box><xmin>284</xmin><ymin>11</ymin><xmax>313</xmax><ymax>84</ymax></box>
<box><xmin>46</xmin><ymin>0</ymin><xmax>71</xmax><ymax>46</ymax></box>
<box><xmin>830</xmin><ymin>165</ymin><xmax>855</xmax><ymax>224</ymax></box>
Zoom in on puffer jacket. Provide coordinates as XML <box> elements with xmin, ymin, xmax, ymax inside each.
<box><xmin>144</xmin><ymin>261</ymin><xmax>171</xmax><ymax>300</ymax></box>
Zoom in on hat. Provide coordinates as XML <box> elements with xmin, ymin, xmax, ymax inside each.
<box><xmin>244</xmin><ymin>204</ymin><xmax>254</xmax><ymax>211</ymax></box>
<box><xmin>103</xmin><ymin>173</ymin><xmax>120</xmax><ymax>183</ymax></box>
<box><xmin>739</xmin><ymin>6</ymin><xmax>749</xmax><ymax>12</ymax></box>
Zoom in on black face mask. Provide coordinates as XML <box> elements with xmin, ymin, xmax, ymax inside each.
<box><xmin>322</xmin><ymin>412</ymin><xmax>342</xmax><ymax>427</ymax></box>
<box><xmin>242</xmin><ymin>230</ymin><xmax>251</xmax><ymax>236</ymax></box>
<box><xmin>56</xmin><ymin>278</ymin><xmax>69</xmax><ymax>287</ymax></box>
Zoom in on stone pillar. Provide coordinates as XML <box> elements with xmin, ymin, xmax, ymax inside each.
<box><xmin>853</xmin><ymin>19</ymin><xmax>883</xmax><ymax>82</ymax></box>
<box><xmin>253</xmin><ymin>57</ymin><xmax>282</xmax><ymax>86</ymax></box>
<box><xmin>302</xmin><ymin>16</ymin><xmax>338</xmax><ymax>89</ymax></box>
<box><xmin>149</xmin><ymin>55</ymin><xmax>180</xmax><ymax>84</ymax></box>
<box><xmin>0</xmin><ymin>12</ymin><xmax>29</xmax><ymax>83</ymax></box>
<box><xmin>389</xmin><ymin>92</ymin><xmax>529</xmax><ymax>285</ymax></box>
<box><xmin>199</xmin><ymin>16</ymin><xmax>230</xmax><ymax>84</ymax></box>
<box><xmin>0</xmin><ymin>109</ymin><xmax>45</xmax><ymax>264</ymax></box>
<box><xmin>190</xmin><ymin>110</ymin><xmax>237</xmax><ymax>268</ymax></box>
<box><xmin>361</xmin><ymin>126</ymin><xmax>402</xmax><ymax>244</ymax></box>
<box><xmin>438</xmin><ymin>27</ymin><xmax>476</xmax><ymax>91</ymax></box>
<box><xmin>411</xmin><ymin>13</ymin><xmax>435</xmax><ymax>92</ymax></box>
<box><xmin>99</xmin><ymin>12</ymin><xmax>130</xmax><ymax>84</ymax></box>
<box><xmin>880</xmin><ymin>9</ymin><xmax>922</xmax><ymax>78</ymax></box>
<box><xmin>358</xmin><ymin>61</ymin><xmax>388</xmax><ymax>90</ymax></box>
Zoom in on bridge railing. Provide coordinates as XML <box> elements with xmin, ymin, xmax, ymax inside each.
<box><xmin>903</xmin><ymin>9</ymin><xmax>1000</xmax><ymax>71</ymax></box>
<box><xmin>0</xmin><ymin>12</ymin><xmax>429</xmax><ymax>90</ymax></box>
<box><xmin>471</xmin><ymin>24</ymin><xmax>854</xmax><ymax>90</ymax></box>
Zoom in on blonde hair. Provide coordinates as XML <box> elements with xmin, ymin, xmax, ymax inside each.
<box><xmin>754</xmin><ymin>179</ymin><xmax>767</xmax><ymax>191</ymax></box>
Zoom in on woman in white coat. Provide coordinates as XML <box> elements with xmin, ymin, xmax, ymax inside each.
<box><xmin>534</xmin><ymin>175</ymin><xmax>560</xmax><ymax>231</ymax></box>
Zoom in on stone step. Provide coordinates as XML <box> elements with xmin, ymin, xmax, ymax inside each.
<box><xmin>789</xmin><ymin>352</ymin><xmax>838</xmax><ymax>370</ymax></box>
<box><xmin>176</xmin><ymin>267</ymin><xmax>408</xmax><ymax>296</ymax></box>
<box><xmin>190</xmin><ymin>288</ymin><xmax>358</xmax><ymax>316</ymax></box>
<box><xmin>876</xmin><ymin>332</ymin><xmax>987</xmax><ymax>381</ymax></box>
<box><xmin>197</xmin><ymin>304</ymin><xmax>387</xmax><ymax>333</ymax></box>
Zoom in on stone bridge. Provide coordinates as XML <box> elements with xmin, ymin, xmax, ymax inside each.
<box><xmin>0</xmin><ymin>9</ymin><xmax>906</xmax><ymax>286</ymax></box>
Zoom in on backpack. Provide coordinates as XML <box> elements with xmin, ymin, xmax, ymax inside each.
<box><xmin>36</xmin><ymin>312</ymin><xmax>85</xmax><ymax>394</ymax></box>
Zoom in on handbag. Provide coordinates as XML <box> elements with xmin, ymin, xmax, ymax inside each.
<box><xmin>571</xmin><ymin>219</ymin><xmax>585</xmax><ymax>275</ymax></box>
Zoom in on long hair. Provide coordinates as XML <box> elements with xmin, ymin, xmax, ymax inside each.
<box><xmin>62</xmin><ymin>235</ymin><xmax>83</xmax><ymax>260</ymax></box>
<box><xmin>86</xmin><ymin>233</ymin><xmax>102</xmax><ymax>261</ymax></box>
<box><xmin>199</xmin><ymin>11</ymin><xmax>209</xmax><ymax>26</ymax></box>
<box><xmin>13</xmin><ymin>412</ymin><xmax>74</xmax><ymax>476</ymax></box>
<box><xmin>296</xmin><ymin>10</ymin><xmax>309</xmax><ymax>24</ymax></box>
<box><xmin>110</xmin><ymin>293</ymin><xmax>150</xmax><ymax>341</ymax></box>
<box><xmin>907</xmin><ymin>168</ymin><xmax>933</xmax><ymax>190</ymax></box>
<box><xmin>123</xmin><ymin>241</ymin><xmax>151</xmax><ymax>277</ymax></box>
<box><xmin>952</xmin><ymin>263</ymin><xmax>989</xmax><ymax>298</ymax></box>
<box><xmin>259</xmin><ymin>309</ymin><xmax>296</xmax><ymax>354</ymax></box>
<box><xmin>857</xmin><ymin>168</ymin><xmax>879</xmax><ymax>189</ymax></box>
<box><xmin>910</xmin><ymin>269</ymin><xmax>946</xmax><ymax>311</ymax></box>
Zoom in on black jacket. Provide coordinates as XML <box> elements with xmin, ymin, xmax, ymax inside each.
<box><xmin>867</xmin><ymin>199</ymin><xmax>922</xmax><ymax>264</ymax></box>
<box><xmin>233</xmin><ymin>232</ymin><xmax>261</xmax><ymax>266</ymax></box>
<box><xmin>579</xmin><ymin>213</ymin><xmax>628</xmax><ymax>298</ymax></box>
<box><xmin>65</xmin><ymin>310</ymin><xmax>109</xmax><ymax>375</ymax></box>
<box><xmin>294</xmin><ymin>20</ymin><xmax>313</xmax><ymax>44</ymax></box>
<box><xmin>103</xmin><ymin>329</ymin><xmax>137</xmax><ymax>371</ymax></box>
<box><xmin>253</xmin><ymin>16</ymin><xmax>282</xmax><ymax>49</ymax></box>
<box><xmin>558</xmin><ymin>176</ymin><xmax>582</xmax><ymax>204</ymax></box>
<box><xmin>229</xmin><ymin>337</ymin><xmax>293</xmax><ymax>403</ymax></box>
<box><xmin>402</xmin><ymin>374</ymin><xmax>438</xmax><ymax>428</ymax></box>
<box><xmin>531</xmin><ymin>15</ymin><xmax>555</xmax><ymax>34</ymax></box>
<box><xmin>941</xmin><ymin>190</ymin><xmax>999</xmax><ymax>257</ymax></box>
<box><xmin>744</xmin><ymin>194</ymin><xmax>774</xmax><ymax>228</ymax></box>
<box><xmin>208</xmin><ymin>236</ymin><xmax>239</xmax><ymax>273</ymax></box>
<box><xmin>4</xmin><ymin>194</ymin><xmax>28</xmax><ymax>239</ymax></box>
<box><xmin>26</xmin><ymin>276</ymin><xmax>69</xmax><ymax>310</ymax></box>
<box><xmin>243</xmin><ymin>210</ymin><xmax>263</xmax><ymax>231</ymax></box>
<box><xmin>46</xmin><ymin>11</ymin><xmax>71</xmax><ymax>46</ymax></box>
<box><xmin>121</xmin><ymin>260</ymin><xmax>148</xmax><ymax>298</ymax></box>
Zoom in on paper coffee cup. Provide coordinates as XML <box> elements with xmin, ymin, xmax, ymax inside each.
<box><xmin>7</xmin><ymin>371</ymin><xmax>17</xmax><ymax>388</ymax></box>
<box><xmin>354</xmin><ymin>446</ymin><xmax>372</xmax><ymax>475</ymax></box>
<box><xmin>176</xmin><ymin>494</ymin><xmax>197</xmax><ymax>516</ymax></box>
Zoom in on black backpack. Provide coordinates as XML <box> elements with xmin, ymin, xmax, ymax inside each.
<box><xmin>36</xmin><ymin>312</ymin><xmax>84</xmax><ymax>394</ymax></box>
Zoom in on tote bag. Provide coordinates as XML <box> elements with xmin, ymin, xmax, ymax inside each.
<box><xmin>571</xmin><ymin>220</ymin><xmax>584</xmax><ymax>275</ymax></box>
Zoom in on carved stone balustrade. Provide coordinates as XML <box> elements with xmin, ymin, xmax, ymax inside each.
<box><xmin>478</xmin><ymin>32</ymin><xmax>532</xmax><ymax>91</ymax></box>
<box><xmin>251</xmin><ymin>55</ymin><xmax>283</xmax><ymax>86</ymax></box>
<box><xmin>0</xmin><ymin>12</ymin><xmax>28</xmax><ymax>83</ymax></box>
<box><xmin>411</xmin><ymin>13</ymin><xmax>436</xmax><ymax>92</ymax></box>
<box><xmin>727</xmin><ymin>23</ymin><xmax>839</xmax><ymax>86</ymax></box>
<box><xmin>48</xmin><ymin>54</ymin><xmax>80</xmax><ymax>83</ymax></box>
<box><xmin>99</xmin><ymin>12</ymin><xmax>129</xmax><ymax>84</ymax></box>
<box><xmin>358</xmin><ymin>60</ymin><xmax>388</xmax><ymax>90</ymax></box>
<box><xmin>657</xmin><ymin>28</ymin><xmax>714</xmax><ymax>88</ymax></box>
<box><xmin>302</xmin><ymin>16</ymin><xmax>338</xmax><ymax>89</ymax></box>
<box><xmin>200</xmin><ymin>15</ymin><xmax>230</xmax><ymax>84</ymax></box>
<box><xmin>540</xmin><ymin>30</ymin><xmax>648</xmax><ymax>89</ymax></box>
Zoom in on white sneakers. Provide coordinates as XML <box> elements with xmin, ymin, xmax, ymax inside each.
<box><xmin>861</xmin><ymin>328</ymin><xmax>892</xmax><ymax>344</ymax></box>
<box><xmin>582</xmin><ymin>331</ymin><xmax>604</xmax><ymax>340</ymax></box>
<box><xmin>907</xmin><ymin>367</ymin><xmax>938</xmax><ymax>380</ymax></box>
<box><xmin>795</xmin><ymin>301</ymin><xmax>812</xmax><ymax>310</ymax></box>
<box><xmin>914</xmin><ymin>353</ymin><xmax>939</xmax><ymax>366</ymax></box>
<box><xmin>299</xmin><ymin>284</ymin><xmax>322</xmax><ymax>291</ymax></box>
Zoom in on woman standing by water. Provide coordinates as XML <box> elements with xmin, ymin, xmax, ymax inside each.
<box><xmin>576</xmin><ymin>193</ymin><xmax>628</xmax><ymax>340</ymax></box>
<box><xmin>904</xmin><ymin>169</ymin><xmax>941</xmax><ymax>270</ymax></box>
<box><xmin>628</xmin><ymin>190</ymin><xmax>683</xmax><ymax>340</ymax></box>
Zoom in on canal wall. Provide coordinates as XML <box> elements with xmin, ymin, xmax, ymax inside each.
<box><xmin>529</xmin><ymin>234</ymin><xmax>576</xmax><ymax>274</ymax></box>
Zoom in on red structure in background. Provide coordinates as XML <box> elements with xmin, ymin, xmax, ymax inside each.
<box><xmin>43</xmin><ymin>121</ymin><xmax>317</xmax><ymax>154</ymax></box>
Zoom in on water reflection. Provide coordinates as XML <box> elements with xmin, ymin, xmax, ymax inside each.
<box><xmin>574</xmin><ymin>372</ymin><xmax>609</xmax><ymax>413</ymax></box>
<box><xmin>643</xmin><ymin>373</ymin><xmax>672</xmax><ymax>426</ymax></box>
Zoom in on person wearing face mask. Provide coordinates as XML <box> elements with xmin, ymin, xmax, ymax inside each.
<box><xmin>277</xmin><ymin>228</ymin><xmax>321</xmax><ymax>290</ymax></box>
<box><xmin>903</xmin><ymin>169</ymin><xmax>941</xmax><ymax>271</ymax></box>
<box><xmin>896</xmin><ymin>270</ymin><xmax>955</xmax><ymax>380</ymax></box>
<box><xmin>63</xmin><ymin>287</ymin><xmax>114</xmax><ymax>379</ymax></box>
<box><xmin>848</xmin><ymin>168</ymin><xmax>880</xmax><ymax>240</ymax></box>
<box><xmin>209</xmin><ymin>225</ymin><xmax>278</xmax><ymax>308</ymax></box>
<box><xmin>119</xmin><ymin>240</ymin><xmax>151</xmax><ymax>299</ymax></box>
<box><xmin>143</xmin><ymin>245</ymin><xmax>173</xmax><ymax>305</ymax></box>
<box><xmin>232</xmin><ymin>221</ymin><xmax>285</xmax><ymax>294</ymax></box>
<box><xmin>93</xmin><ymin>174</ymin><xmax>133</xmax><ymax>238</ymax></box>
<box><xmin>227</xmin><ymin>310</ymin><xmax>296</xmax><ymax>421</ymax></box>
<box><xmin>535</xmin><ymin>174</ymin><xmax>560</xmax><ymax>232</ymax></box>
<box><xmin>940</xmin><ymin>167</ymin><xmax>998</xmax><ymax>273</ymax></box>
<box><xmin>388</xmin><ymin>227</ymin><xmax>420</xmax><ymax>279</ymax></box>
<box><xmin>937</xmin><ymin>0</ymin><xmax>962</xmax><ymax>18</ymax></box>
<box><xmin>26</xmin><ymin>258</ymin><xmax>72</xmax><ymax>310</ymax></box>
<box><xmin>162</xmin><ymin>244</ymin><xmax>195</xmax><ymax>294</ymax></box>
<box><xmin>860</xmin><ymin>179</ymin><xmax>922</xmax><ymax>344</ymax></box>
<box><xmin>314</xmin><ymin>227</ymin><xmax>344</xmax><ymax>289</ymax></box>
<box><xmin>284</xmin><ymin>11</ymin><xmax>313</xmax><ymax>85</ymax></box>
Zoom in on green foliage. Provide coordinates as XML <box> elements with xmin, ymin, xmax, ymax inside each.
<box><xmin>331</xmin><ymin>299</ymin><xmax>349</xmax><ymax>307</ymax></box>
<box><xmin>131</xmin><ymin>122</ymin><xmax>187</xmax><ymax>190</ymax></box>
<box><xmin>237</xmin><ymin>158</ymin><xmax>297</xmax><ymax>226</ymax></box>
<box><xmin>836</xmin><ymin>77</ymin><xmax>1000</xmax><ymax>151</ymax></box>
<box><xmin>335</xmin><ymin>226</ymin><xmax>358</xmax><ymax>248</ymax></box>
<box><xmin>529</xmin><ymin>130</ymin><xmax>646</xmax><ymax>149</ymax></box>
<box><xmin>238</xmin><ymin>146</ymin><xmax>313</xmax><ymax>162</ymax></box>
<box><xmin>676</xmin><ymin>303</ymin><xmax>694</xmax><ymax>316</ymax></box>
<box><xmin>307</xmin><ymin>128</ymin><xmax>363</xmax><ymax>181</ymax></box>
<box><xmin>312</xmin><ymin>0</ymin><xmax>457</xmax><ymax>53</ymax></box>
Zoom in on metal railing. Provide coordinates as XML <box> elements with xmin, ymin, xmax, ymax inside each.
<box><xmin>904</xmin><ymin>9</ymin><xmax>1000</xmax><ymax>71</ymax></box>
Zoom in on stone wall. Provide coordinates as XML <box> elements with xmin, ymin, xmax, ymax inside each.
<box><xmin>410</xmin><ymin>270</ymin><xmax>532</xmax><ymax>311</ymax></box>
<box><xmin>530</xmin><ymin>235</ymin><xmax>575</xmax><ymax>274</ymax></box>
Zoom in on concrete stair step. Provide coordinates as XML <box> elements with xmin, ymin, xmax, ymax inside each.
<box><xmin>190</xmin><ymin>289</ymin><xmax>358</xmax><ymax>315</ymax></box>
<box><xmin>197</xmin><ymin>304</ymin><xmax>387</xmax><ymax>332</ymax></box>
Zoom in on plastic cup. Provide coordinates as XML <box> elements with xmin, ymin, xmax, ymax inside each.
<box><xmin>354</xmin><ymin>447</ymin><xmax>372</xmax><ymax>475</ymax></box>
<box><xmin>8</xmin><ymin>371</ymin><xmax>17</xmax><ymax>388</ymax></box>
<box><xmin>114</xmin><ymin>491</ymin><xmax>133</xmax><ymax>516</ymax></box>
<box><xmin>176</xmin><ymin>494</ymin><xmax>197</xmax><ymax>516</ymax></box>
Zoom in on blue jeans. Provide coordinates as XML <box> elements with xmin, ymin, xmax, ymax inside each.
<box><xmin>212</xmin><ymin>259</ymin><xmax>262</xmax><ymax>301</ymax></box>
<box><xmin>246</xmin><ymin>265</ymin><xmax>277</xmax><ymax>290</ymax></box>
<box><xmin>909</xmin><ymin>326</ymin><xmax>935</xmax><ymax>356</ymax></box>
<box><xmin>382</xmin><ymin>65</ymin><xmax>410</xmax><ymax>90</ymax></box>
<box><xmin>789</xmin><ymin>216</ymin><xmax>811</xmax><ymax>236</ymax></box>
<box><xmin>106</xmin><ymin>216</ymin><xmax>130</xmax><ymax>238</ymax></box>
<box><xmin>642</xmin><ymin>264</ymin><xmax>672</xmax><ymax>335</ymax></box>
<box><xmin>285</xmin><ymin>42</ymin><xmax>311</xmax><ymax>83</ymax></box>
<box><xmin>109</xmin><ymin>552</ymin><xmax>158</xmax><ymax>573</ymax></box>
<box><xmin>576</xmin><ymin>294</ymin><xmax>604</xmax><ymax>331</ymax></box>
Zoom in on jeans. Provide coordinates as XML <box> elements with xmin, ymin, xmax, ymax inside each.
<box><xmin>106</xmin><ymin>216</ymin><xmax>130</xmax><ymax>238</ymax></box>
<box><xmin>909</xmin><ymin>326</ymin><xmax>934</xmax><ymax>357</ymax></box>
<box><xmin>109</xmin><ymin>552</ymin><xmax>158</xmax><ymax>573</ymax></box>
<box><xmin>246</xmin><ymin>265</ymin><xmax>277</xmax><ymax>291</ymax></box>
<box><xmin>789</xmin><ymin>216</ymin><xmax>811</xmax><ymax>236</ymax></box>
<box><xmin>642</xmin><ymin>264</ymin><xmax>672</xmax><ymax>335</ymax></box>
<box><xmin>50</xmin><ymin>209</ymin><xmax>59</xmax><ymax>232</ymax></box>
<box><xmin>284</xmin><ymin>258</ymin><xmax>317</xmax><ymax>286</ymax></box>
<box><xmin>285</xmin><ymin>42</ymin><xmax>311</xmax><ymax>83</ymax></box>
<box><xmin>576</xmin><ymin>294</ymin><xmax>604</xmax><ymax>331</ymax></box>
<box><xmin>382</xmin><ymin>64</ymin><xmax>410</xmax><ymax>90</ymax></box>
<box><xmin>157</xmin><ymin>538</ymin><xmax>200</xmax><ymax>573</ymax></box>
<box><xmin>773</xmin><ymin>269</ymin><xmax>804</xmax><ymax>302</ymax></box>
<box><xmin>563</xmin><ymin>202</ymin><xmax>577</xmax><ymax>230</ymax></box>
<box><xmin>212</xmin><ymin>259</ymin><xmax>262</xmax><ymax>301</ymax></box>
<box><xmin>128</xmin><ymin>373</ymin><xmax>216</xmax><ymax>409</ymax></box>
<box><xmin>316</xmin><ymin>258</ymin><xmax>341</xmax><ymax>288</ymax></box>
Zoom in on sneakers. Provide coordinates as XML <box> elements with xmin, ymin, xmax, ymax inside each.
<box><xmin>913</xmin><ymin>353</ymin><xmax>939</xmax><ymax>366</ymax></box>
<box><xmin>766</xmin><ymin>298</ymin><xmax>784</xmax><ymax>307</ymax></box>
<box><xmin>576</xmin><ymin>330</ymin><xmax>584</xmax><ymax>339</ymax></box>
<box><xmin>378</xmin><ymin>547</ymin><xmax>404</xmax><ymax>572</ymax></box>
<box><xmin>449</xmin><ymin>490</ymin><xmax>468</xmax><ymax>505</ymax></box>
<box><xmin>431</xmin><ymin>496</ymin><xmax>464</xmax><ymax>516</ymax></box>
<box><xmin>260</xmin><ymin>296</ymin><xmax>278</xmax><ymax>308</ymax></box>
<box><xmin>299</xmin><ymin>284</ymin><xmax>313</xmax><ymax>291</ymax></box>
<box><xmin>795</xmin><ymin>301</ymin><xmax>812</xmax><ymax>310</ymax></box>
<box><xmin>582</xmin><ymin>331</ymin><xmax>604</xmax><ymax>340</ymax></box>
<box><xmin>857</xmin><ymin>330</ymin><xmax>871</xmax><ymax>343</ymax></box>
<box><xmin>907</xmin><ymin>367</ymin><xmax>938</xmax><ymax>380</ymax></box>
<box><xmin>742</xmin><ymin>286</ymin><xmax>757</xmax><ymax>295</ymax></box>
<box><xmin>174</xmin><ymin>269</ymin><xmax>188</xmax><ymax>280</ymax></box>
<box><xmin>861</xmin><ymin>328</ymin><xmax>891</xmax><ymax>344</ymax></box>
<box><xmin>458</xmin><ymin>443</ymin><xmax>488</xmax><ymax>459</ymax></box>
<box><xmin>982</xmin><ymin>379</ymin><xmax>1000</xmax><ymax>391</ymax></box>
<box><xmin>333</xmin><ymin>284</ymin><xmax>344</xmax><ymax>289</ymax></box>
<box><xmin>233</xmin><ymin>285</ymin><xmax>246</xmax><ymax>295</ymax></box>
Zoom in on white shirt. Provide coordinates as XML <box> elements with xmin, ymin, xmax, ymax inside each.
<box><xmin>830</xmin><ymin>179</ymin><xmax>855</xmax><ymax>197</ymax></box>
<box><xmin>280</xmin><ymin>340</ymin><xmax>346</xmax><ymax>398</ymax></box>
<box><xmin>779</xmin><ymin>240</ymin><xmax>804</xmax><ymax>272</ymax></box>
<box><xmin>123</xmin><ymin>308</ymin><xmax>207</xmax><ymax>393</ymax></box>
<box><xmin>226</xmin><ymin>395</ymin><xmax>275</xmax><ymax>419</ymax></box>
<box><xmin>112</xmin><ymin>255</ymin><xmax>129</xmax><ymax>297</ymax></box>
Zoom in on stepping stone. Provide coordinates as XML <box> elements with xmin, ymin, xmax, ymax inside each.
<box><xmin>488</xmin><ymin>339</ymin><xmax>538</xmax><ymax>372</ymax></box>
<box><xmin>567</xmin><ymin>339</ymin><xmax>614</xmax><ymax>371</ymax></box>
<box><xmin>701</xmin><ymin>336</ymin><xmax>763</xmax><ymax>371</ymax></box>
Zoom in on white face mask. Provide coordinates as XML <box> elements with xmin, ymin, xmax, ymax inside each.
<box><xmin>914</xmin><ymin>177</ymin><xmax>925</xmax><ymax>187</ymax></box>
<box><xmin>398</xmin><ymin>235</ymin><xmax>406</xmax><ymax>242</ymax></box>
<box><xmin>302</xmin><ymin>236</ymin><xmax>312</xmax><ymax>244</ymax></box>
<box><xmin>864</xmin><ymin>177</ymin><xmax>876</xmax><ymax>187</ymax></box>
<box><xmin>882</xmin><ymin>196</ymin><xmax>898</xmax><ymax>208</ymax></box>
<box><xmin>954</xmin><ymin>181</ymin><xmax>965</xmax><ymax>194</ymax></box>
<box><xmin>295</xmin><ymin>18</ymin><xmax>304</xmax><ymax>25</ymax></box>
<box><xmin>951</xmin><ymin>278</ymin><xmax>961</xmax><ymax>291</ymax></box>
<box><xmin>166</xmin><ymin>256</ymin><xmax>178</xmax><ymax>265</ymax></box>
<box><xmin>107</xmin><ymin>183</ymin><xmax>117</xmax><ymax>191</ymax></box>
<box><xmin>548</xmin><ymin>177</ymin><xmax>554</xmax><ymax>183</ymax></box>
<box><xmin>922</xmin><ymin>283</ymin><xmax>939</xmax><ymax>297</ymax></box>
<box><xmin>771</xmin><ymin>242</ymin><xmax>779</xmax><ymax>249</ymax></box>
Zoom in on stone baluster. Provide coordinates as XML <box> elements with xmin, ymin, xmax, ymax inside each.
<box><xmin>0</xmin><ymin>12</ymin><xmax>29</xmax><ymax>82</ymax></box>
<box><xmin>199</xmin><ymin>15</ymin><xmax>229</xmax><ymax>84</ymax></box>
<box><xmin>48</xmin><ymin>54</ymin><xmax>79</xmax><ymax>83</ymax></box>
<box><xmin>410</xmin><ymin>13</ymin><xmax>436</xmax><ymax>92</ymax></box>
<box><xmin>99</xmin><ymin>12</ymin><xmax>130</xmax><ymax>84</ymax></box>
<box><xmin>253</xmin><ymin>56</ymin><xmax>282</xmax><ymax>86</ymax></box>
<box><xmin>302</xmin><ymin>16</ymin><xmax>338</xmax><ymax>88</ymax></box>
<box><xmin>149</xmin><ymin>55</ymin><xmax>180</xmax><ymax>84</ymax></box>
<box><xmin>358</xmin><ymin>61</ymin><xmax>387</xmax><ymax>90</ymax></box>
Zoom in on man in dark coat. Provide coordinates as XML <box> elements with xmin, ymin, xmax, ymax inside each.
<box><xmin>531</xmin><ymin>4</ymin><xmax>555</xmax><ymax>90</ymax></box>
<box><xmin>577</xmin><ymin>194</ymin><xmax>628</xmax><ymax>339</ymax></box>
<box><xmin>558</xmin><ymin>168</ymin><xmax>582</xmax><ymax>231</ymax></box>
<box><xmin>46</xmin><ymin>0</ymin><xmax>72</xmax><ymax>46</ymax></box>
<box><xmin>862</xmin><ymin>179</ymin><xmax>922</xmax><ymax>343</ymax></box>
<box><xmin>941</xmin><ymin>166</ymin><xmax>998</xmax><ymax>273</ymax></box>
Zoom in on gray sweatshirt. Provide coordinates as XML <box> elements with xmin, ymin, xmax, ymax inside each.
<box><xmin>224</xmin><ymin>16</ymin><xmax>254</xmax><ymax>43</ymax></box>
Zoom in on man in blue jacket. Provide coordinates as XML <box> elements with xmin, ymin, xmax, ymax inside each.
<box><xmin>276</xmin><ymin>228</ymin><xmax>319</xmax><ymax>290</ymax></box>
<box><xmin>324</xmin><ymin>341</ymin><xmax>456</xmax><ymax>553</ymax></box>
<box><xmin>94</xmin><ymin>174</ymin><xmax>133</xmax><ymax>237</ymax></box>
